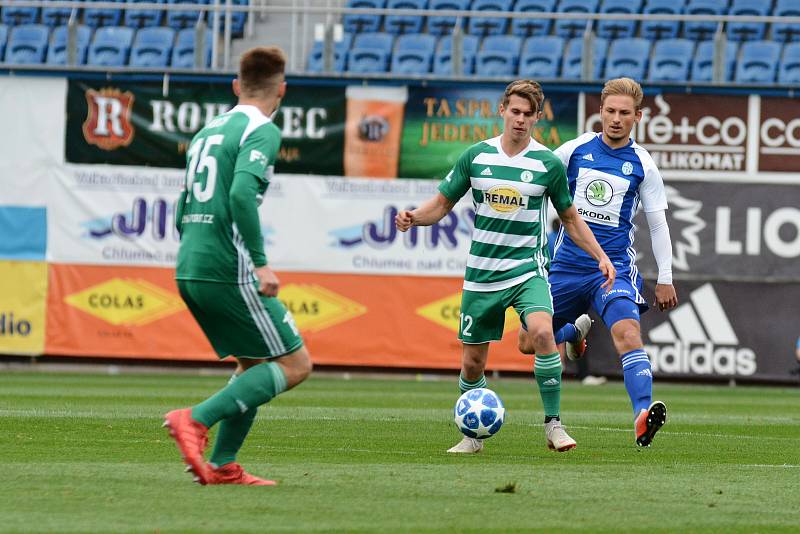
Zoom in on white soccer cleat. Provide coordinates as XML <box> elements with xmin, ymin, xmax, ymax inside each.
<box><xmin>566</xmin><ymin>314</ymin><xmax>592</xmax><ymax>361</ymax></box>
<box><xmin>545</xmin><ymin>419</ymin><xmax>577</xmax><ymax>452</ymax></box>
<box><xmin>447</xmin><ymin>436</ymin><xmax>484</xmax><ymax>454</ymax></box>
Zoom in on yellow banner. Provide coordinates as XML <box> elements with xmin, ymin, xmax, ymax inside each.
<box><xmin>0</xmin><ymin>261</ymin><xmax>47</xmax><ymax>355</ymax></box>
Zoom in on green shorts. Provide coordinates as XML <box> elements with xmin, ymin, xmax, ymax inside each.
<box><xmin>177</xmin><ymin>279</ymin><xmax>304</xmax><ymax>359</ymax></box>
<box><xmin>458</xmin><ymin>274</ymin><xmax>553</xmax><ymax>344</ymax></box>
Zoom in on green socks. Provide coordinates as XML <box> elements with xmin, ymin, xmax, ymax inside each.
<box><xmin>534</xmin><ymin>352</ymin><xmax>562</xmax><ymax>418</ymax></box>
<box><xmin>458</xmin><ymin>373</ymin><xmax>487</xmax><ymax>393</ymax></box>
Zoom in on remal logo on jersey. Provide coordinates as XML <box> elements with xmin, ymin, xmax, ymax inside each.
<box><xmin>484</xmin><ymin>185</ymin><xmax>525</xmax><ymax>213</ymax></box>
<box><xmin>585</xmin><ymin>179</ymin><xmax>613</xmax><ymax>206</ymax></box>
<box><xmin>644</xmin><ymin>284</ymin><xmax>756</xmax><ymax>376</ymax></box>
<box><xmin>82</xmin><ymin>88</ymin><xmax>135</xmax><ymax>151</ymax></box>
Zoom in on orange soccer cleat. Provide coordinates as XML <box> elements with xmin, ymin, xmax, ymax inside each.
<box><xmin>163</xmin><ymin>408</ymin><xmax>210</xmax><ymax>485</ymax></box>
<box><xmin>635</xmin><ymin>401</ymin><xmax>667</xmax><ymax>447</ymax></box>
<box><xmin>208</xmin><ymin>462</ymin><xmax>277</xmax><ymax>486</ymax></box>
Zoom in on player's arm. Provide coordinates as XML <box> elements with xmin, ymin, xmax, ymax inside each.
<box><xmin>558</xmin><ymin>204</ymin><xmax>616</xmax><ymax>291</ymax></box>
<box><xmin>646</xmin><ymin>209</ymin><xmax>678</xmax><ymax>311</ymax></box>
<box><xmin>175</xmin><ymin>189</ymin><xmax>188</xmax><ymax>236</ymax></box>
<box><xmin>395</xmin><ymin>193</ymin><xmax>456</xmax><ymax>231</ymax></box>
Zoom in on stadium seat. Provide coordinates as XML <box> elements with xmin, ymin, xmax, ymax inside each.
<box><xmin>347</xmin><ymin>31</ymin><xmax>393</xmax><ymax>73</ymax></box>
<box><xmin>734</xmin><ymin>40</ymin><xmax>781</xmax><ymax>83</ymax></box>
<box><xmin>427</xmin><ymin>0</ymin><xmax>469</xmax><ymax>36</ymax></box>
<box><xmin>390</xmin><ymin>32</ymin><xmax>435</xmax><ymax>73</ymax></box>
<box><xmin>171</xmin><ymin>27</ymin><xmax>212</xmax><ymax>68</ymax></box>
<box><xmin>727</xmin><ymin>0</ymin><xmax>770</xmax><ymax>42</ymax></box>
<box><xmin>42</xmin><ymin>2</ymin><xmax>78</xmax><ymax>28</ymax></box>
<box><xmin>690</xmin><ymin>39</ymin><xmax>738</xmax><ymax>81</ymax></box>
<box><xmin>684</xmin><ymin>0</ymin><xmax>727</xmax><ymax>41</ymax></box>
<box><xmin>0</xmin><ymin>25</ymin><xmax>7</xmax><ymax>61</ymax></box>
<box><xmin>306</xmin><ymin>33</ymin><xmax>352</xmax><ymax>72</ymax></box>
<box><xmin>433</xmin><ymin>33</ymin><xmax>479</xmax><ymax>75</ymax></box>
<box><xmin>124</xmin><ymin>0</ymin><xmax>165</xmax><ymax>29</ymax></box>
<box><xmin>772</xmin><ymin>0</ymin><xmax>800</xmax><ymax>43</ymax></box>
<box><xmin>84</xmin><ymin>0</ymin><xmax>123</xmax><ymax>28</ymax></box>
<box><xmin>205</xmin><ymin>0</ymin><xmax>248</xmax><ymax>37</ymax></box>
<box><xmin>129</xmin><ymin>26</ymin><xmax>175</xmax><ymax>67</ymax></box>
<box><xmin>87</xmin><ymin>26</ymin><xmax>134</xmax><ymax>66</ymax></box>
<box><xmin>597</xmin><ymin>0</ymin><xmax>642</xmax><ymax>40</ymax></box>
<box><xmin>467</xmin><ymin>0</ymin><xmax>514</xmax><ymax>37</ymax></box>
<box><xmin>166</xmin><ymin>0</ymin><xmax>208</xmax><ymax>31</ymax></box>
<box><xmin>641</xmin><ymin>0</ymin><xmax>683</xmax><ymax>40</ymax></box>
<box><xmin>518</xmin><ymin>35</ymin><xmax>564</xmax><ymax>78</ymax></box>
<box><xmin>555</xmin><ymin>0</ymin><xmax>600</xmax><ymax>40</ymax></box>
<box><xmin>511</xmin><ymin>0</ymin><xmax>557</xmax><ymax>38</ymax></box>
<box><xmin>649</xmin><ymin>38</ymin><xmax>695</xmax><ymax>81</ymax></box>
<box><xmin>384</xmin><ymin>0</ymin><xmax>426</xmax><ymax>35</ymax></box>
<box><xmin>475</xmin><ymin>34</ymin><xmax>522</xmax><ymax>76</ymax></box>
<box><xmin>5</xmin><ymin>23</ymin><xmax>49</xmax><ymax>64</ymax></box>
<box><xmin>343</xmin><ymin>0</ymin><xmax>385</xmax><ymax>34</ymax></box>
<box><xmin>562</xmin><ymin>35</ymin><xmax>608</xmax><ymax>79</ymax></box>
<box><xmin>604</xmin><ymin>37</ymin><xmax>650</xmax><ymax>80</ymax></box>
<box><xmin>46</xmin><ymin>24</ymin><xmax>92</xmax><ymax>65</ymax></box>
<box><xmin>1</xmin><ymin>4</ymin><xmax>39</xmax><ymax>26</ymax></box>
<box><xmin>778</xmin><ymin>42</ymin><xmax>800</xmax><ymax>84</ymax></box>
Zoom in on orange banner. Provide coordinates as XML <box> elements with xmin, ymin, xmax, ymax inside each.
<box><xmin>45</xmin><ymin>265</ymin><xmax>534</xmax><ymax>372</ymax></box>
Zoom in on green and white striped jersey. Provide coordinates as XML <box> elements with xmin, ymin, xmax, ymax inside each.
<box><xmin>438</xmin><ymin>136</ymin><xmax>573</xmax><ymax>292</ymax></box>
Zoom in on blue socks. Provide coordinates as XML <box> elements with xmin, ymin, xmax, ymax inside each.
<box><xmin>621</xmin><ymin>349</ymin><xmax>653</xmax><ymax>416</ymax></box>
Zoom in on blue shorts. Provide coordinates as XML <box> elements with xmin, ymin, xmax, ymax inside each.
<box><xmin>549</xmin><ymin>267</ymin><xmax>649</xmax><ymax>331</ymax></box>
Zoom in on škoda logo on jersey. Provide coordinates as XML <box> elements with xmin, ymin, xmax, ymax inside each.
<box><xmin>82</xmin><ymin>88</ymin><xmax>135</xmax><ymax>151</ymax></box>
<box><xmin>64</xmin><ymin>278</ymin><xmax>185</xmax><ymax>326</ymax></box>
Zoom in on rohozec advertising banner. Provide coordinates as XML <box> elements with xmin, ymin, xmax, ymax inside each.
<box><xmin>65</xmin><ymin>80</ymin><xmax>345</xmax><ymax>175</ymax></box>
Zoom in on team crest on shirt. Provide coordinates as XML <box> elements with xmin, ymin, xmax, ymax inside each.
<box><xmin>520</xmin><ymin>170</ymin><xmax>534</xmax><ymax>183</ymax></box>
<box><xmin>585</xmin><ymin>179</ymin><xmax>613</xmax><ymax>206</ymax></box>
<box><xmin>622</xmin><ymin>161</ymin><xmax>634</xmax><ymax>175</ymax></box>
<box><xmin>484</xmin><ymin>185</ymin><xmax>526</xmax><ymax>213</ymax></box>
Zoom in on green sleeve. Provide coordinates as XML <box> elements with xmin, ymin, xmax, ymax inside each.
<box><xmin>546</xmin><ymin>155</ymin><xmax>573</xmax><ymax>212</ymax></box>
<box><xmin>437</xmin><ymin>147</ymin><xmax>473</xmax><ymax>202</ymax></box>
<box><xmin>175</xmin><ymin>189</ymin><xmax>188</xmax><ymax>236</ymax></box>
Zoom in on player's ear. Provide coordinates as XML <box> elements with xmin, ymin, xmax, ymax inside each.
<box><xmin>634</xmin><ymin>108</ymin><xmax>643</xmax><ymax>123</ymax></box>
<box><xmin>232</xmin><ymin>78</ymin><xmax>241</xmax><ymax>97</ymax></box>
<box><xmin>278</xmin><ymin>80</ymin><xmax>287</xmax><ymax>99</ymax></box>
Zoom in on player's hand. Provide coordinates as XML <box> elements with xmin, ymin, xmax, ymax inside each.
<box><xmin>598</xmin><ymin>257</ymin><xmax>616</xmax><ymax>293</ymax></box>
<box><xmin>395</xmin><ymin>209</ymin><xmax>415</xmax><ymax>232</ymax></box>
<box><xmin>255</xmin><ymin>266</ymin><xmax>280</xmax><ymax>297</ymax></box>
<box><xmin>654</xmin><ymin>283</ymin><xmax>678</xmax><ymax>311</ymax></box>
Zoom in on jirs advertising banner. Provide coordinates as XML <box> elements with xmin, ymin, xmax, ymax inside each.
<box><xmin>400</xmin><ymin>86</ymin><xmax>579</xmax><ymax>178</ymax></box>
<box><xmin>583</xmin><ymin>280</ymin><xmax>800</xmax><ymax>382</ymax></box>
<box><xmin>632</xmin><ymin>182</ymin><xmax>800</xmax><ymax>281</ymax></box>
<box><xmin>0</xmin><ymin>261</ymin><xmax>48</xmax><ymax>355</ymax></box>
<box><xmin>65</xmin><ymin>80</ymin><xmax>345</xmax><ymax>175</ymax></box>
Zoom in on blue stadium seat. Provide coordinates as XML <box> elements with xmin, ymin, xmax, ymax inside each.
<box><xmin>778</xmin><ymin>42</ymin><xmax>800</xmax><ymax>84</ymax></box>
<box><xmin>87</xmin><ymin>26</ymin><xmax>134</xmax><ymax>66</ymax></box>
<box><xmin>467</xmin><ymin>0</ymin><xmax>514</xmax><ymax>37</ymax></box>
<box><xmin>306</xmin><ymin>33</ymin><xmax>352</xmax><ymax>72</ymax></box>
<box><xmin>84</xmin><ymin>0</ymin><xmax>123</xmax><ymax>28</ymax></box>
<box><xmin>555</xmin><ymin>0</ymin><xmax>600</xmax><ymax>40</ymax></box>
<box><xmin>384</xmin><ymin>0</ymin><xmax>426</xmax><ymax>35</ymax></box>
<box><xmin>597</xmin><ymin>0</ymin><xmax>642</xmax><ymax>40</ymax></box>
<box><xmin>205</xmin><ymin>0</ymin><xmax>248</xmax><ymax>37</ymax></box>
<box><xmin>347</xmin><ymin>31</ymin><xmax>393</xmax><ymax>73</ymax></box>
<box><xmin>5</xmin><ymin>24</ymin><xmax>49</xmax><ymax>64</ymax></box>
<box><xmin>518</xmin><ymin>35</ymin><xmax>564</xmax><ymax>78</ymax></box>
<box><xmin>0</xmin><ymin>25</ymin><xmax>7</xmax><ymax>61</ymax></box>
<box><xmin>166</xmin><ymin>0</ymin><xmax>208</xmax><ymax>31</ymax></box>
<box><xmin>772</xmin><ymin>0</ymin><xmax>800</xmax><ymax>43</ymax></box>
<box><xmin>604</xmin><ymin>37</ymin><xmax>650</xmax><ymax>80</ymax></box>
<box><xmin>42</xmin><ymin>2</ymin><xmax>78</xmax><ymax>28</ymax></box>
<box><xmin>427</xmin><ymin>0</ymin><xmax>469</xmax><ymax>36</ymax></box>
<box><xmin>727</xmin><ymin>0</ymin><xmax>770</xmax><ymax>42</ymax></box>
<box><xmin>562</xmin><ymin>36</ymin><xmax>608</xmax><ymax>79</ymax></box>
<box><xmin>641</xmin><ymin>0</ymin><xmax>683</xmax><ymax>40</ymax></box>
<box><xmin>684</xmin><ymin>0</ymin><xmax>727</xmax><ymax>41</ymax></box>
<box><xmin>735</xmin><ymin>40</ymin><xmax>781</xmax><ymax>83</ymax></box>
<box><xmin>46</xmin><ymin>24</ymin><xmax>92</xmax><ymax>64</ymax></box>
<box><xmin>1</xmin><ymin>4</ymin><xmax>39</xmax><ymax>26</ymax></box>
<box><xmin>475</xmin><ymin>34</ymin><xmax>522</xmax><ymax>76</ymax></box>
<box><xmin>690</xmin><ymin>40</ymin><xmax>737</xmax><ymax>81</ymax></box>
<box><xmin>129</xmin><ymin>26</ymin><xmax>174</xmax><ymax>67</ymax></box>
<box><xmin>649</xmin><ymin>38</ymin><xmax>695</xmax><ymax>81</ymax></box>
<box><xmin>433</xmin><ymin>33</ymin><xmax>479</xmax><ymax>74</ymax></box>
<box><xmin>390</xmin><ymin>32</ymin><xmax>435</xmax><ymax>73</ymax></box>
<box><xmin>171</xmin><ymin>27</ymin><xmax>212</xmax><ymax>68</ymax></box>
<box><xmin>343</xmin><ymin>0</ymin><xmax>385</xmax><ymax>34</ymax></box>
<box><xmin>511</xmin><ymin>0</ymin><xmax>557</xmax><ymax>38</ymax></box>
<box><xmin>124</xmin><ymin>0</ymin><xmax>165</xmax><ymax>29</ymax></box>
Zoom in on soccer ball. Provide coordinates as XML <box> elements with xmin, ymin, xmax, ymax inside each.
<box><xmin>453</xmin><ymin>388</ymin><xmax>505</xmax><ymax>439</ymax></box>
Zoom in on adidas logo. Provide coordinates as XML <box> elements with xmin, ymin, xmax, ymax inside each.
<box><xmin>542</xmin><ymin>378</ymin><xmax>559</xmax><ymax>386</ymax></box>
<box><xmin>645</xmin><ymin>284</ymin><xmax>756</xmax><ymax>377</ymax></box>
<box><xmin>582</xmin><ymin>153</ymin><xmax>594</xmax><ymax>161</ymax></box>
<box><xmin>480</xmin><ymin>167</ymin><xmax>493</xmax><ymax>176</ymax></box>
<box><xmin>636</xmin><ymin>369</ymin><xmax>653</xmax><ymax>378</ymax></box>
<box><xmin>235</xmin><ymin>399</ymin><xmax>249</xmax><ymax>413</ymax></box>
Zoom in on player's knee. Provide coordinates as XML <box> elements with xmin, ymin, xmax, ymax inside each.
<box><xmin>279</xmin><ymin>347</ymin><xmax>313</xmax><ymax>388</ymax></box>
<box><xmin>517</xmin><ymin>331</ymin><xmax>535</xmax><ymax>355</ymax></box>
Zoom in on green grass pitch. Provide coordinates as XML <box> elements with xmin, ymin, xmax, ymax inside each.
<box><xmin>1</xmin><ymin>370</ymin><xmax>799</xmax><ymax>533</ymax></box>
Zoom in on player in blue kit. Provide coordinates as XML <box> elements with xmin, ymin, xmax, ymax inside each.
<box><xmin>520</xmin><ymin>78</ymin><xmax>678</xmax><ymax>446</ymax></box>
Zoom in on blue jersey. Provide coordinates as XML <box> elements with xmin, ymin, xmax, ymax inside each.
<box><xmin>551</xmin><ymin>132</ymin><xmax>667</xmax><ymax>273</ymax></box>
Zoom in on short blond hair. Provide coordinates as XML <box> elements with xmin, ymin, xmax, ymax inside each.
<box><xmin>502</xmin><ymin>79</ymin><xmax>545</xmax><ymax>113</ymax></box>
<box><xmin>600</xmin><ymin>77</ymin><xmax>643</xmax><ymax>109</ymax></box>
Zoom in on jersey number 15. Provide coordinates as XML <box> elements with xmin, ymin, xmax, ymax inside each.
<box><xmin>185</xmin><ymin>134</ymin><xmax>224</xmax><ymax>203</ymax></box>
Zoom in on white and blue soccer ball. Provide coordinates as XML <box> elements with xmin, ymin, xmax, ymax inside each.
<box><xmin>453</xmin><ymin>388</ymin><xmax>505</xmax><ymax>439</ymax></box>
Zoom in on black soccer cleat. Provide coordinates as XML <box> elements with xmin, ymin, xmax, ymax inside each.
<box><xmin>635</xmin><ymin>401</ymin><xmax>667</xmax><ymax>447</ymax></box>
